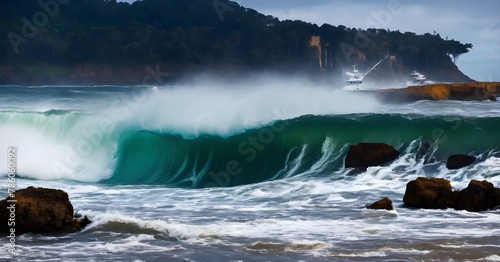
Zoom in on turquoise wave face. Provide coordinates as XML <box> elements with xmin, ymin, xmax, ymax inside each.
<box><xmin>105</xmin><ymin>114</ymin><xmax>500</xmax><ymax>188</ymax></box>
<box><xmin>1</xmin><ymin>109</ymin><xmax>499</xmax><ymax>186</ymax></box>
<box><xmin>2</xmin><ymin>86</ymin><xmax>499</xmax><ymax>187</ymax></box>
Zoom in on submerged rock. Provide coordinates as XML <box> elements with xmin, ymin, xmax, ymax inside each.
<box><xmin>403</xmin><ymin>177</ymin><xmax>456</xmax><ymax>209</ymax></box>
<box><xmin>345</xmin><ymin>143</ymin><xmax>399</xmax><ymax>169</ymax></box>
<box><xmin>446</xmin><ymin>154</ymin><xmax>476</xmax><ymax>169</ymax></box>
<box><xmin>366</xmin><ymin>197</ymin><xmax>393</xmax><ymax>211</ymax></box>
<box><xmin>0</xmin><ymin>187</ymin><xmax>91</xmax><ymax>235</ymax></box>
<box><xmin>455</xmin><ymin>180</ymin><xmax>500</xmax><ymax>212</ymax></box>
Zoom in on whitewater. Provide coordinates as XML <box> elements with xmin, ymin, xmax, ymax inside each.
<box><xmin>0</xmin><ymin>81</ymin><xmax>499</xmax><ymax>261</ymax></box>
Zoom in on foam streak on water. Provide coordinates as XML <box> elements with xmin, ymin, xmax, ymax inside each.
<box><xmin>0</xmin><ymin>84</ymin><xmax>499</xmax><ymax>261</ymax></box>
<box><xmin>2</xmin><ymin>173</ymin><xmax>499</xmax><ymax>261</ymax></box>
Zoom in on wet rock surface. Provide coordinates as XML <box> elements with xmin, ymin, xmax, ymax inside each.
<box><xmin>446</xmin><ymin>154</ymin><xmax>477</xmax><ymax>170</ymax></box>
<box><xmin>403</xmin><ymin>177</ymin><xmax>500</xmax><ymax>212</ymax></box>
<box><xmin>366</xmin><ymin>197</ymin><xmax>394</xmax><ymax>211</ymax></box>
<box><xmin>345</xmin><ymin>143</ymin><xmax>399</xmax><ymax>169</ymax></box>
<box><xmin>0</xmin><ymin>187</ymin><xmax>91</xmax><ymax>235</ymax></box>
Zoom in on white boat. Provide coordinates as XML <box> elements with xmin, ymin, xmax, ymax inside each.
<box><xmin>408</xmin><ymin>70</ymin><xmax>427</xmax><ymax>85</ymax></box>
<box><xmin>406</xmin><ymin>70</ymin><xmax>434</xmax><ymax>86</ymax></box>
<box><xmin>342</xmin><ymin>53</ymin><xmax>388</xmax><ymax>90</ymax></box>
<box><xmin>344</xmin><ymin>65</ymin><xmax>363</xmax><ymax>89</ymax></box>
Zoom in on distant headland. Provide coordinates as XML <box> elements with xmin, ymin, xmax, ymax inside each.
<box><xmin>0</xmin><ymin>0</ymin><xmax>474</xmax><ymax>85</ymax></box>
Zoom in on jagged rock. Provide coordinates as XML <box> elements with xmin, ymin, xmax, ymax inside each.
<box><xmin>366</xmin><ymin>197</ymin><xmax>393</xmax><ymax>210</ymax></box>
<box><xmin>345</xmin><ymin>143</ymin><xmax>399</xmax><ymax>169</ymax></box>
<box><xmin>403</xmin><ymin>177</ymin><xmax>456</xmax><ymax>209</ymax></box>
<box><xmin>455</xmin><ymin>180</ymin><xmax>500</xmax><ymax>212</ymax></box>
<box><xmin>0</xmin><ymin>187</ymin><xmax>91</xmax><ymax>235</ymax></box>
<box><xmin>403</xmin><ymin>177</ymin><xmax>500</xmax><ymax>212</ymax></box>
<box><xmin>446</xmin><ymin>154</ymin><xmax>476</xmax><ymax>169</ymax></box>
<box><xmin>488</xmin><ymin>94</ymin><xmax>497</xmax><ymax>101</ymax></box>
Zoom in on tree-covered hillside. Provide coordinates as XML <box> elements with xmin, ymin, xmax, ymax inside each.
<box><xmin>0</xmin><ymin>0</ymin><xmax>473</xmax><ymax>84</ymax></box>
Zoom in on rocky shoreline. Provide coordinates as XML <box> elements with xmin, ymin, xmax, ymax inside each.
<box><xmin>375</xmin><ymin>82</ymin><xmax>500</xmax><ymax>102</ymax></box>
<box><xmin>344</xmin><ymin>142</ymin><xmax>499</xmax><ymax>212</ymax></box>
<box><xmin>403</xmin><ymin>177</ymin><xmax>500</xmax><ymax>212</ymax></box>
<box><xmin>368</xmin><ymin>178</ymin><xmax>500</xmax><ymax>212</ymax></box>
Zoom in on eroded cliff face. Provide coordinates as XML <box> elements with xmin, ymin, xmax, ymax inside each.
<box><xmin>376</xmin><ymin>82</ymin><xmax>500</xmax><ymax>102</ymax></box>
<box><xmin>0</xmin><ymin>40</ymin><xmax>474</xmax><ymax>86</ymax></box>
<box><xmin>311</xmin><ymin>35</ymin><xmax>473</xmax><ymax>85</ymax></box>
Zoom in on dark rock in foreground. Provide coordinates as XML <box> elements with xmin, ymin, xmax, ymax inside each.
<box><xmin>446</xmin><ymin>154</ymin><xmax>477</xmax><ymax>169</ymax></box>
<box><xmin>0</xmin><ymin>187</ymin><xmax>91</xmax><ymax>235</ymax></box>
<box><xmin>345</xmin><ymin>143</ymin><xmax>399</xmax><ymax>169</ymax></box>
<box><xmin>455</xmin><ymin>180</ymin><xmax>500</xmax><ymax>212</ymax></box>
<box><xmin>366</xmin><ymin>197</ymin><xmax>393</xmax><ymax>211</ymax></box>
<box><xmin>403</xmin><ymin>177</ymin><xmax>500</xmax><ymax>212</ymax></box>
<box><xmin>403</xmin><ymin>177</ymin><xmax>456</xmax><ymax>209</ymax></box>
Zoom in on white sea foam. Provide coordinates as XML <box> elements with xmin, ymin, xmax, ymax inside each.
<box><xmin>481</xmin><ymin>255</ymin><xmax>500</xmax><ymax>261</ymax></box>
<box><xmin>3</xmin><ymin>174</ymin><xmax>500</xmax><ymax>261</ymax></box>
<box><xmin>334</xmin><ymin>250</ymin><xmax>387</xmax><ymax>257</ymax></box>
<box><xmin>92</xmin><ymin>235</ymin><xmax>159</xmax><ymax>253</ymax></box>
<box><xmin>127</xmin><ymin>79</ymin><xmax>379</xmax><ymax>137</ymax></box>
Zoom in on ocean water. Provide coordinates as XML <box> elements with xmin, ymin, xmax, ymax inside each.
<box><xmin>0</xmin><ymin>83</ymin><xmax>499</xmax><ymax>261</ymax></box>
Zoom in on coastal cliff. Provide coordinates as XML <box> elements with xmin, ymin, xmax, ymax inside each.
<box><xmin>0</xmin><ymin>0</ymin><xmax>473</xmax><ymax>85</ymax></box>
<box><xmin>376</xmin><ymin>82</ymin><xmax>500</xmax><ymax>102</ymax></box>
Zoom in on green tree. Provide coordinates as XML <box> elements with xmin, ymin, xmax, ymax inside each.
<box><xmin>445</xmin><ymin>39</ymin><xmax>473</xmax><ymax>64</ymax></box>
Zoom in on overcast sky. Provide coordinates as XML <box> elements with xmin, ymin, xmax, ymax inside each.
<box><xmin>124</xmin><ymin>0</ymin><xmax>500</xmax><ymax>81</ymax></box>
